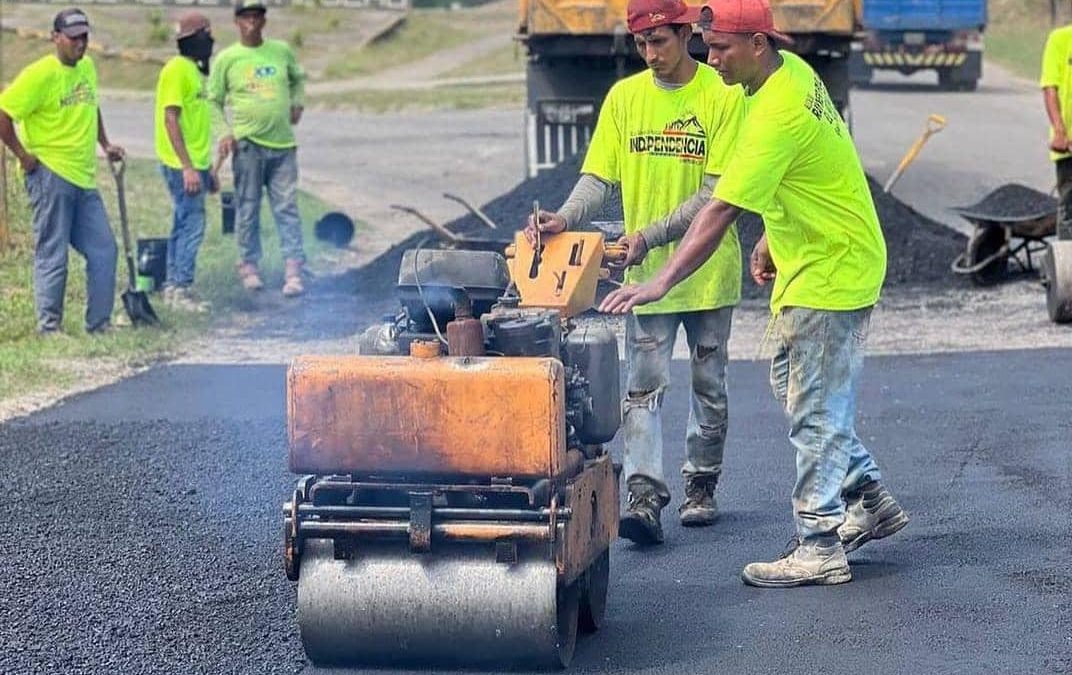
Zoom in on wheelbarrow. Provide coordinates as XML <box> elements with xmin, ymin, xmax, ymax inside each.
<box><xmin>949</xmin><ymin>183</ymin><xmax>1072</xmax><ymax>323</ymax></box>
<box><xmin>950</xmin><ymin>183</ymin><xmax>1057</xmax><ymax>286</ymax></box>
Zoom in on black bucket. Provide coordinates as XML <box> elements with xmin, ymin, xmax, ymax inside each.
<box><xmin>221</xmin><ymin>191</ymin><xmax>235</xmax><ymax>235</ymax></box>
<box><xmin>136</xmin><ymin>237</ymin><xmax>168</xmax><ymax>290</ymax></box>
<box><xmin>315</xmin><ymin>211</ymin><xmax>355</xmax><ymax>248</ymax></box>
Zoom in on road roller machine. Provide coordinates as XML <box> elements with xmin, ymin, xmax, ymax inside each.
<box><xmin>283</xmin><ymin>230</ymin><xmax>626</xmax><ymax>667</ymax></box>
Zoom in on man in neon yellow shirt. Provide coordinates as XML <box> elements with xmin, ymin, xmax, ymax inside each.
<box><xmin>154</xmin><ymin>11</ymin><xmax>217</xmax><ymax>313</ymax></box>
<box><xmin>1042</xmin><ymin>24</ymin><xmax>1072</xmax><ymax>239</ymax></box>
<box><xmin>0</xmin><ymin>8</ymin><xmax>125</xmax><ymax>335</ymax></box>
<box><xmin>210</xmin><ymin>0</ymin><xmax>307</xmax><ymax>297</ymax></box>
<box><xmin>601</xmin><ymin>0</ymin><xmax>908</xmax><ymax>587</ymax></box>
<box><xmin>526</xmin><ymin>0</ymin><xmax>744</xmax><ymax>545</ymax></box>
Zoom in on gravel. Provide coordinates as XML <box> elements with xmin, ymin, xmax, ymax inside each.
<box><xmin>354</xmin><ymin>156</ymin><xmax>967</xmax><ymax>303</ymax></box>
<box><xmin>951</xmin><ymin>183</ymin><xmax>1058</xmax><ymax>222</ymax></box>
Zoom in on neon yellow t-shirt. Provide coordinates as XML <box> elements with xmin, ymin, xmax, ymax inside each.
<box><xmin>0</xmin><ymin>54</ymin><xmax>99</xmax><ymax>189</ymax></box>
<box><xmin>208</xmin><ymin>40</ymin><xmax>305</xmax><ymax>149</ymax></box>
<box><xmin>582</xmin><ymin>63</ymin><xmax>743</xmax><ymax>315</ymax></box>
<box><xmin>154</xmin><ymin>56</ymin><xmax>212</xmax><ymax>171</ymax></box>
<box><xmin>1041</xmin><ymin>26</ymin><xmax>1072</xmax><ymax>162</ymax></box>
<box><xmin>714</xmin><ymin>51</ymin><xmax>886</xmax><ymax>314</ymax></box>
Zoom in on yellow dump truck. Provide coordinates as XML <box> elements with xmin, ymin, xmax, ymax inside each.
<box><xmin>518</xmin><ymin>0</ymin><xmax>861</xmax><ymax>176</ymax></box>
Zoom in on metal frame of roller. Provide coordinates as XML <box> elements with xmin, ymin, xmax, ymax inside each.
<box><xmin>282</xmin><ymin>232</ymin><xmax>625</xmax><ymax>668</ymax></box>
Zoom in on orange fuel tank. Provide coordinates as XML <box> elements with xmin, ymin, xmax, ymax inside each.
<box><xmin>287</xmin><ymin>355</ymin><xmax>568</xmax><ymax>479</ymax></box>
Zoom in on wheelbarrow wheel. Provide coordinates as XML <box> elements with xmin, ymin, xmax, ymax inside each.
<box><xmin>1042</xmin><ymin>241</ymin><xmax>1072</xmax><ymax>323</ymax></box>
<box><xmin>966</xmin><ymin>224</ymin><xmax>1009</xmax><ymax>286</ymax></box>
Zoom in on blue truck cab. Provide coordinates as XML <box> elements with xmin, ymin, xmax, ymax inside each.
<box><xmin>850</xmin><ymin>0</ymin><xmax>987</xmax><ymax>91</ymax></box>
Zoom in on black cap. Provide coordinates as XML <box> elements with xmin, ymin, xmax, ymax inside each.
<box><xmin>53</xmin><ymin>8</ymin><xmax>90</xmax><ymax>37</ymax></box>
<box><xmin>234</xmin><ymin>0</ymin><xmax>268</xmax><ymax>16</ymax></box>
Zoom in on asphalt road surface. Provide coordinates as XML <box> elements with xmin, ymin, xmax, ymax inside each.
<box><xmin>2</xmin><ymin>351</ymin><xmax>1069</xmax><ymax>674</ymax></box>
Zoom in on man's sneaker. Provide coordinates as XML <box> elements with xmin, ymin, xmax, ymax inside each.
<box><xmin>679</xmin><ymin>474</ymin><xmax>719</xmax><ymax>527</ymax></box>
<box><xmin>282</xmin><ymin>259</ymin><xmax>305</xmax><ymax>297</ymax></box>
<box><xmin>741</xmin><ymin>539</ymin><xmax>852</xmax><ymax>588</ymax></box>
<box><xmin>167</xmin><ymin>286</ymin><xmax>211</xmax><ymax>314</ymax></box>
<box><xmin>838</xmin><ymin>480</ymin><xmax>909</xmax><ymax>553</ymax></box>
<box><xmin>237</xmin><ymin>262</ymin><xmax>264</xmax><ymax>291</ymax></box>
<box><xmin>619</xmin><ymin>483</ymin><xmax>665</xmax><ymax>545</ymax></box>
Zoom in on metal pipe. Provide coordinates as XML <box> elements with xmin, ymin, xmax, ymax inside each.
<box><xmin>299</xmin><ymin>519</ymin><xmax>553</xmax><ymax>542</ymax></box>
<box><xmin>292</xmin><ymin>503</ymin><xmax>571</xmax><ymax>522</ymax></box>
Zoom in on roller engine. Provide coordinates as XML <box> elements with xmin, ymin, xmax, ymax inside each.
<box><xmin>283</xmin><ymin>232</ymin><xmax>624</xmax><ymax>667</ymax></box>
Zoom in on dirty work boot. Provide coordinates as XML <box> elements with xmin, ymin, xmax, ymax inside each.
<box><xmin>237</xmin><ymin>261</ymin><xmax>264</xmax><ymax>291</ymax></box>
<box><xmin>679</xmin><ymin>474</ymin><xmax>718</xmax><ymax>527</ymax></box>
<box><xmin>741</xmin><ymin>538</ymin><xmax>852</xmax><ymax>588</ymax></box>
<box><xmin>282</xmin><ymin>259</ymin><xmax>305</xmax><ymax>298</ymax></box>
<box><xmin>619</xmin><ymin>481</ymin><xmax>665</xmax><ymax>545</ymax></box>
<box><xmin>838</xmin><ymin>480</ymin><xmax>909</xmax><ymax>553</ymax></box>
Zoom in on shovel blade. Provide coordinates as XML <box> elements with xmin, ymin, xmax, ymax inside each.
<box><xmin>122</xmin><ymin>290</ymin><xmax>159</xmax><ymax>326</ymax></box>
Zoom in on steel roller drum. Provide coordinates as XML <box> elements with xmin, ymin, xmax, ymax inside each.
<box><xmin>298</xmin><ymin>539</ymin><xmax>578</xmax><ymax>667</ymax></box>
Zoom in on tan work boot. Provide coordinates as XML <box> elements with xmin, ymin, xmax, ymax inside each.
<box><xmin>838</xmin><ymin>480</ymin><xmax>909</xmax><ymax>553</ymax></box>
<box><xmin>282</xmin><ymin>259</ymin><xmax>305</xmax><ymax>297</ymax></box>
<box><xmin>237</xmin><ymin>261</ymin><xmax>264</xmax><ymax>291</ymax></box>
<box><xmin>166</xmin><ymin>286</ymin><xmax>211</xmax><ymax>314</ymax></box>
<box><xmin>679</xmin><ymin>474</ymin><xmax>719</xmax><ymax>527</ymax></box>
<box><xmin>742</xmin><ymin>539</ymin><xmax>852</xmax><ymax>588</ymax></box>
<box><xmin>619</xmin><ymin>479</ymin><xmax>666</xmax><ymax>545</ymax></box>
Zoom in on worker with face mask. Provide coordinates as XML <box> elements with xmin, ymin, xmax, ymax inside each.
<box><xmin>154</xmin><ymin>10</ymin><xmax>217</xmax><ymax>313</ymax></box>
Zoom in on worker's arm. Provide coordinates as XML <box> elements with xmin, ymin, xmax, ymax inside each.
<box><xmin>618</xmin><ymin>174</ymin><xmax>720</xmax><ymax>267</ymax></box>
<box><xmin>164</xmin><ymin>106</ymin><xmax>202</xmax><ymax>195</ymax></box>
<box><xmin>1044</xmin><ymin>87</ymin><xmax>1069</xmax><ymax>153</ymax></box>
<box><xmin>599</xmin><ymin>198</ymin><xmax>741</xmax><ymax>314</ymax></box>
<box><xmin>287</xmin><ymin>45</ymin><xmax>306</xmax><ymax>126</ymax></box>
<box><xmin>97</xmin><ymin>110</ymin><xmax>125</xmax><ymax>161</ymax></box>
<box><xmin>208</xmin><ymin>55</ymin><xmax>236</xmax><ymax>158</ymax></box>
<box><xmin>0</xmin><ymin>110</ymin><xmax>37</xmax><ymax>174</ymax></box>
<box><xmin>523</xmin><ymin>173</ymin><xmax>612</xmax><ymax>245</ymax></box>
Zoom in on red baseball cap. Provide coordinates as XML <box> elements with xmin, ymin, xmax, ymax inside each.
<box><xmin>698</xmin><ymin>0</ymin><xmax>793</xmax><ymax>44</ymax></box>
<box><xmin>627</xmin><ymin>0</ymin><xmax>702</xmax><ymax>34</ymax></box>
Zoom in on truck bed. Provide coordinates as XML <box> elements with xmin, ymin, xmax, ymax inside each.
<box><xmin>863</xmin><ymin>0</ymin><xmax>986</xmax><ymax>31</ymax></box>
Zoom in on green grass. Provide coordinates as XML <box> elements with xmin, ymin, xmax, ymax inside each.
<box><xmin>0</xmin><ymin>34</ymin><xmax>162</xmax><ymax>90</ymax></box>
<box><xmin>985</xmin><ymin>0</ymin><xmax>1070</xmax><ymax>80</ymax></box>
<box><xmin>441</xmin><ymin>43</ymin><xmax>523</xmax><ymax>79</ymax></box>
<box><xmin>310</xmin><ymin>82</ymin><xmax>524</xmax><ymax>112</ymax></box>
<box><xmin>0</xmin><ymin>153</ymin><xmax>340</xmax><ymax>401</ymax></box>
<box><xmin>322</xmin><ymin>11</ymin><xmax>479</xmax><ymax>79</ymax></box>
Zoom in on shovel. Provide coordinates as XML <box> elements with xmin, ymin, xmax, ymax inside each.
<box><xmin>883</xmin><ymin>113</ymin><xmax>947</xmax><ymax>194</ymax></box>
<box><xmin>109</xmin><ymin>159</ymin><xmax>159</xmax><ymax>326</ymax></box>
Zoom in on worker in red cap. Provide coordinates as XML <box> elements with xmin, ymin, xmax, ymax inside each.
<box><xmin>600</xmin><ymin>0</ymin><xmax>908</xmax><ymax>587</ymax></box>
<box><xmin>525</xmin><ymin>0</ymin><xmax>745</xmax><ymax>546</ymax></box>
<box><xmin>154</xmin><ymin>10</ymin><xmax>217</xmax><ymax>313</ymax></box>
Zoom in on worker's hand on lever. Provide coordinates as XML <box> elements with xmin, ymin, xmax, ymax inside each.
<box><xmin>598</xmin><ymin>279</ymin><xmax>668</xmax><ymax>315</ymax></box>
<box><xmin>750</xmin><ymin>235</ymin><xmax>776</xmax><ymax>286</ymax></box>
<box><xmin>523</xmin><ymin>210</ymin><xmax>566</xmax><ymax>246</ymax></box>
<box><xmin>612</xmin><ymin>232</ymin><xmax>648</xmax><ymax>268</ymax></box>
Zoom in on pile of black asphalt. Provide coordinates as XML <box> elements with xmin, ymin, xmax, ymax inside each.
<box><xmin>352</xmin><ymin>155</ymin><xmax>968</xmax><ymax>307</ymax></box>
<box><xmin>2</xmin><ymin>351</ymin><xmax>1069</xmax><ymax>674</ymax></box>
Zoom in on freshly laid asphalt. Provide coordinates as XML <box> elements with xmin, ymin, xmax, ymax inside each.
<box><xmin>2</xmin><ymin>348</ymin><xmax>1069</xmax><ymax>674</ymax></box>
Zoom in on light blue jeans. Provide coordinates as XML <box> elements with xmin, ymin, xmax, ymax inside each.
<box><xmin>769</xmin><ymin>307</ymin><xmax>883</xmax><ymax>544</ymax></box>
<box><xmin>622</xmin><ymin>308</ymin><xmax>733</xmax><ymax>504</ymax></box>
<box><xmin>24</xmin><ymin>164</ymin><xmax>117</xmax><ymax>332</ymax></box>
<box><xmin>160</xmin><ymin>165</ymin><xmax>210</xmax><ymax>288</ymax></box>
<box><xmin>232</xmin><ymin>139</ymin><xmax>305</xmax><ymax>264</ymax></box>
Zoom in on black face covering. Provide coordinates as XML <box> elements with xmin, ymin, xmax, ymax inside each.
<box><xmin>178</xmin><ymin>30</ymin><xmax>214</xmax><ymax>75</ymax></box>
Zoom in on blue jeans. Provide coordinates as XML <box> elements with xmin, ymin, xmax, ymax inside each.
<box><xmin>24</xmin><ymin>164</ymin><xmax>117</xmax><ymax>332</ymax></box>
<box><xmin>160</xmin><ymin>165</ymin><xmax>210</xmax><ymax>288</ymax></box>
<box><xmin>232</xmin><ymin>140</ymin><xmax>305</xmax><ymax>264</ymax></box>
<box><xmin>622</xmin><ymin>308</ymin><xmax>733</xmax><ymax>504</ymax></box>
<box><xmin>769</xmin><ymin>307</ymin><xmax>883</xmax><ymax>544</ymax></box>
